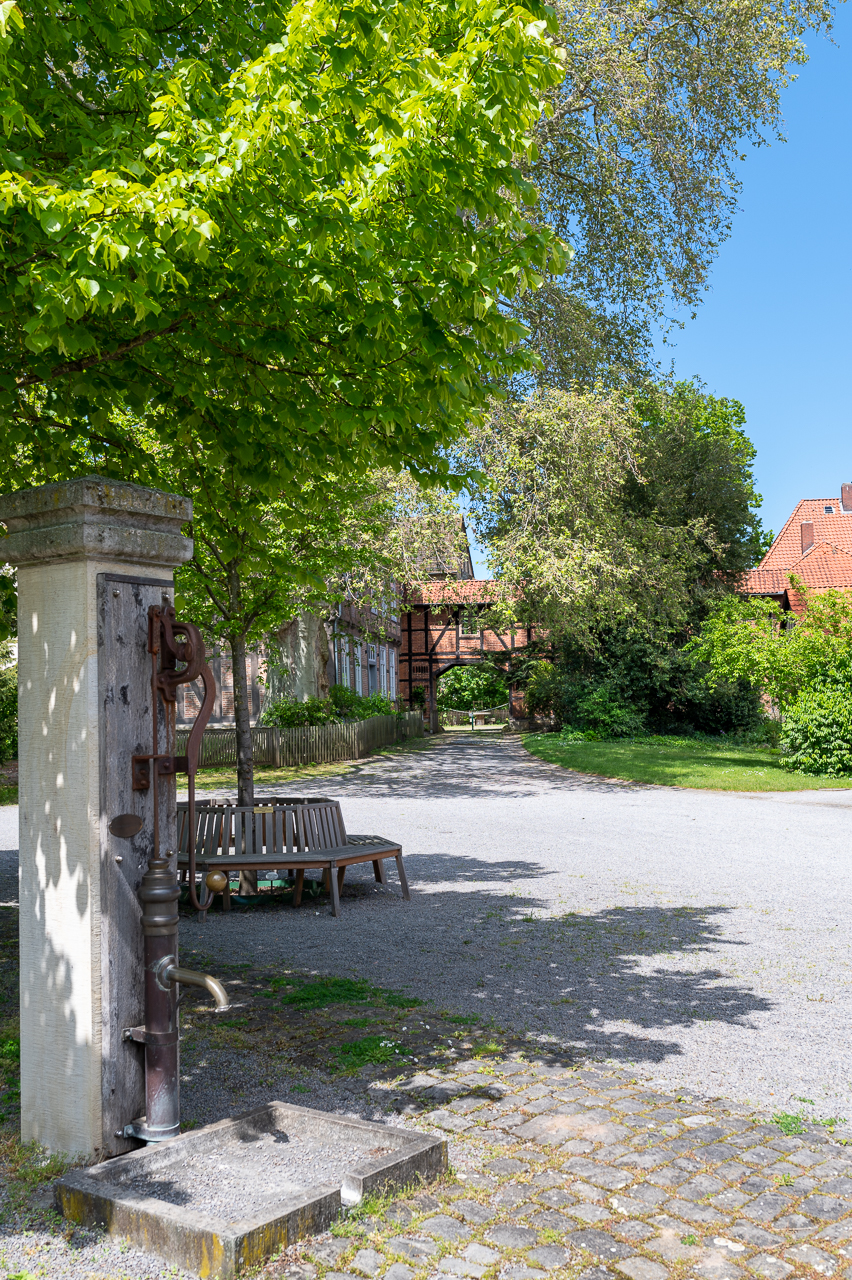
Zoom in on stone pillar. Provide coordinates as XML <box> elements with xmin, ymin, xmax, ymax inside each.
<box><xmin>0</xmin><ymin>477</ymin><xmax>192</xmax><ymax>1159</ymax></box>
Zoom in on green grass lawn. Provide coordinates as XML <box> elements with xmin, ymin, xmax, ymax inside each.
<box><xmin>523</xmin><ymin>733</ymin><xmax>852</xmax><ymax>792</ymax></box>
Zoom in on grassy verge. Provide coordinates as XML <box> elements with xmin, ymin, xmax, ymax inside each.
<box><xmin>185</xmin><ymin>733</ymin><xmax>435</xmax><ymax>794</ymax></box>
<box><xmin>523</xmin><ymin>733</ymin><xmax>852</xmax><ymax>792</ymax></box>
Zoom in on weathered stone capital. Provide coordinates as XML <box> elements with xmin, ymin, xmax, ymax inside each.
<box><xmin>0</xmin><ymin>475</ymin><xmax>192</xmax><ymax>568</ymax></box>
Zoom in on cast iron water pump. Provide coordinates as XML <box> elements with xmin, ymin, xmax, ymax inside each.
<box><xmin>119</xmin><ymin>604</ymin><xmax>230</xmax><ymax>1144</ymax></box>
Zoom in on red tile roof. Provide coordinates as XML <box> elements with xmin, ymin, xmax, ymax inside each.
<box><xmin>410</xmin><ymin>579</ymin><xmax>496</xmax><ymax>604</ymax></box>
<box><xmin>758</xmin><ymin>498</ymin><xmax>852</xmax><ymax>570</ymax></box>
<box><xmin>744</xmin><ymin>538</ymin><xmax>852</xmax><ymax>607</ymax></box>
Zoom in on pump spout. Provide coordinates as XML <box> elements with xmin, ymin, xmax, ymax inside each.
<box><xmin>165</xmin><ymin>965</ymin><xmax>229</xmax><ymax>1010</ymax></box>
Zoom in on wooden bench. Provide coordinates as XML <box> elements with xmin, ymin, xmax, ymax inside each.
<box><xmin>176</xmin><ymin>800</ymin><xmax>409</xmax><ymax>920</ymax></box>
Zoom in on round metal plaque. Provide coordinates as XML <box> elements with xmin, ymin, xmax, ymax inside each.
<box><xmin>109</xmin><ymin>813</ymin><xmax>144</xmax><ymax>839</ymax></box>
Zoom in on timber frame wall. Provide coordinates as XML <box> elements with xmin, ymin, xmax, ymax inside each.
<box><xmin>399</xmin><ymin>601</ymin><xmax>533</xmax><ymax>719</ymax></box>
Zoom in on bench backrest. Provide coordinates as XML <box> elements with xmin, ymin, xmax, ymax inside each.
<box><xmin>177</xmin><ymin>800</ymin><xmax>347</xmax><ymax>859</ymax></box>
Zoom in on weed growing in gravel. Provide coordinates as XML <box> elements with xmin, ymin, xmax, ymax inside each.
<box><xmin>275</xmin><ymin>976</ymin><xmax>423</xmax><ymax>1012</ymax></box>
<box><xmin>445</xmin><ymin>1014</ymin><xmax>479</xmax><ymax>1026</ymax></box>
<box><xmin>772</xmin><ymin>1111</ymin><xmax>806</xmax><ymax>1134</ymax></box>
<box><xmin>472</xmin><ymin>1039</ymin><xmax>502</xmax><ymax>1058</ymax></box>
<box><xmin>0</xmin><ymin>1031</ymin><xmax>20</xmax><ymax>1124</ymax></box>
<box><xmin>0</xmin><ymin>1136</ymin><xmax>70</xmax><ymax>1218</ymax></box>
<box><xmin>333</xmin><ymin>1036</ymin><xmax>410</xmax><ymax>1071</ymax></box>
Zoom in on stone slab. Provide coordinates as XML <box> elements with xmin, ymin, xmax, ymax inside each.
<box><xmin>56</xmin><ymin>1102</ymin><xmax>446</xmax><ymax>1279</ymax></box>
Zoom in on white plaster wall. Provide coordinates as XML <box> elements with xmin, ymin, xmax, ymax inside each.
<box><xmin>17</xmin><ymin>558</ymin><xmax>172</xmax><ymax>1156</ymax></box>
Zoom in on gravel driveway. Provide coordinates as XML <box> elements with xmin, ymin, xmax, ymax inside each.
<box><xmin>173</xmin><ymin>733</ymin><xmax>852</xmax><ymax>1118</ymax></box>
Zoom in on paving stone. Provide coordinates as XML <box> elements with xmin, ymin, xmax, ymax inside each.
<box><xmin>627</xmin><ymin>1185</ymin><xmax>670</xmax><ymax>1208</ymax></box>
<box><xmin>615</xmin><ymin>1151</ymin><xmax>672</xmax><ymax>1171</ymax></box>
<box><xmin>526</xmin><ymin>1247</ymin><xmax>571</xmax><ymax>1270</ymax></box>
<box><xmin>610</xmin><ymin>1194</ymin><xmax>661</xmax><ymax>1216</ymax></box>
<box><xmin>524</xmin><ymin>1098</ymin><xmax>559</xmax><ymax>1115</ymax></box>
<box><xmin>414</xmin><ymin>1195</ymin><xmax>442</xmax><ymax>1212</ymax></box>
<box><xmin>790</xmin><ymin>1176</ymin><xmax>821</xmax><ymax>1193</ymax></box>
<box><xmin>309</xmin><ymin>1241</ymin><xmax>351</xmax><ymax>1265</ymax></box>
<box><xmin>571</xmin><ymin>1205</ymin><xmax>614</xmax><ymax>1224</ymax></box>
<box><xmin>587</xmin><ymin>1169</ymin><xmax>635</xmax><ymax>1191</ymax></box>
<box><xmin>325</xmin><ymin>1272</ymin><xmax>360</xmax><ymax>1280</ymax></box>
<box><xmin>691</xmin><ymin>1127</ymin><xmax>732</xmax><ymax>1143</ymax></box>
<box><xmin>665</xmin><ymin>1199</ymin><xmax>726</xmax><ymax>1226</ymax></box>
<box><xmin>740</xmin><ymin>1177</ymin><xmax>772</xmax><ymax>1194</ymax></box>
<box><xmin>495</xmin><ymin>1187</ymin><xmax>535</xmax><ymax>1208</ymax></box>
<box><xmin>700</xmin><ymin>1144</ymin><xmax>740</xmax><ymax>1162</ymax></box>
<box><xmin>388</xmin><ymin>1204</ymin><xmax>417</xmax><ymax>1226</ymax></box>
<box><xmin>615</xmin><ymin>1257</ymin><xmax>669</xmax><ymax>1280</ymax></box>
<box><xmin>389</xmin><ymin>1238</ymin><xmax>440</xmax><ymax>1260</ymax></box>
<box><xmin>645</xmin><ymin>1227</ymin><xmax>704</xmax><ymax>1265</ymax></box>
<box><xmin>502</xmin><ymin>1267</ymin><xmax>546</xmax><ymax>1280</ymax></box>
<box><xmin>614</xmin><ymin>1223</ymin><xmax>657</xmax><ymax>1244</ymax></box>
<box><xmin>450</xmin><ymin>1098</ymin><xmax>488</xmax><ymax>1115</ymax></box>
<box><xmin>817</xmin><ymin>1224</ymin><xmax>852</xmax><ymax>1245</ymax></box>
<box><xmin>515</xmin><ymin>1113</ymin><xmax>630</xmax><ymax>1146</ymax></box>
<box><xmin>569</xmin><ymin>1185</ymin><xmax>607</xmax><ymax>1208</ymax></box>
<box><xmin>510</xmin><ymin>1205</ymin><xmax>539</xmax><ymax>1220</ymax></box>
<box><xmin>823</xmin><ymin>1178</ymin><xmax>852</xmax><ymax>1196</ymax></box>
<box><xmin>352</xmin><ymin>1251</ymin><xmax>385</xmax><ymax>1277</ymax></box>
<box><xmin>800</xmin><ymin>1195</ymin><xmax>848</xmax><ymax>1221</ymax></box>
<box><xmin>727</xmin><ymin>1222</ymin><xmax>782</xmax><ymax>1248</ymax></box>
<box><xmin>743</xmin><ymin>1193</ymin><xmax>793</xmax><ymax>1223</ymax></box>
<box><xmin>385</xmin><ymin>1266</ymin><xmax>416</xmax><ymax>1280</ymax></box>
<box><xmin>531</xmin><ymin>1174</ymin><xmax>568</xmax><ymax>1189</ymax></box>
<box><xmin>693</xmin><ymin>1253</ymin><xmax>744</xmax><ymax>1280</ymax></box>
<box><xmin>464</xmin><ymin>1245</ymin><xmax>502</xmax><ymax>1265</ymax></box>
<box><xmin>439</xmin><ymin>1260</ymin><xmax>487</xmax><ymax>1278</ymax></box>
<box><xmin>536</xmin><ymin>1189</ymin><xmax>574</xmax><ymax>1208</ymax></box>
<box><xmin>769</xmin><ymin>1139</ymin><xmax>805</xmax><ymax>1153</ymax></box>
<box><xmin>453</xmin><ymin>1200</ymin><xmax>496</xmax><ymax>1226</ymax></box>
<box><xmin>774</xmin><ymin>1214</ymin><xmax>816</xmax><ymax>1232</ymax></box>
<box><xmin>488</xmin><ymin>1158</ymin><xmax>530</xmax><ymax>1176</ymax></box>
<box><xmin>748</xmin><ymin>1255</ymin><xmax>795</xmax><ymax>1280</ymax></box>
<box><xmin>568</xmin><ymin>1229</ymin><xmax>634</xmax><ymax>1261</ymax></box>
<box><xmin>741</xmin><ymin>1148</ymin><xmax>779</xmax><ymax>1167</ymax></box>
<box><xmin>714</xmin><ymin>1162</ymin><xmax>752</xmax><ymax>1182</ymax></box>
<box><xmin>647</xmin><ymin>1169</ymin><xmax>690</xmax><ymax>1188</ymax></box>
<box><xmin>421</xmin><ymin>1216</ymin><xmax>472</xmax><ymax>1242</ymax></box>
<box><xmin>787</xmin><ymin>1244</ymin><xmax>839</xmax><ymax>1275</ymax></box>
<box><xmin>677</xmin><ymin>1175</ymin><xmax>726</xmax><ymax>1201</ymax></box>
<box><xmin>578</xmin><ymin>1268</ymin><xmax>617</xmax><ymax>1280</ymax></box>
<box><xmin>486</xmin><ymin>1226</ymin><xmax>540</xmax><ymax>1249</ymax></box>
<box><xmin>527</xmin><ymin>1210</ymin><xmax>575</xmax><ymax>1232</ymax></box>
<box><xmin>709</xmin><ymin>1189</ymin><xmax>752</xmax><ymax>1211</ymax></box>
<box><xmin>788</xmin><ymin>1150</ymin><xmax>830</xmax><ymax>1169</ymax></box>
<box><xmin>430</xmin><ymin>1110</ymin><xmax>474</xmax><ymax>1133</ymax></box>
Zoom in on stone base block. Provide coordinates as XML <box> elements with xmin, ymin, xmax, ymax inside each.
<box><xmin>55</xmin><ymin>1102</ymin><xmax>446</xmax><ymax>1279</ymax></box>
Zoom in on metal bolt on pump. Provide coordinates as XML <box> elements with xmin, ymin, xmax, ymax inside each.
<box><xmin>118</xmin><ymin>604</ymin><xmax>229</xmax><ymax>1144</ymax></box>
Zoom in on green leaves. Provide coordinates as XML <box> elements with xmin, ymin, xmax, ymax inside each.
<box><xmin>0</xmin><ymin>0</ymin><xmax>564</xmax><ymax>494</ymax></box>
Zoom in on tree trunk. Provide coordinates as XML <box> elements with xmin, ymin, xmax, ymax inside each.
<box><xmin>227</xmin><ymin>562</ymin><xmax>256</xmax><ymax>894</ymax></box>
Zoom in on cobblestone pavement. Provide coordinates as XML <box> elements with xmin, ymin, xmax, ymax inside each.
<box><xmin>278</xmin><ymin>1052</ymin><xmax>852</xmax><ymax>1280</ymax></box>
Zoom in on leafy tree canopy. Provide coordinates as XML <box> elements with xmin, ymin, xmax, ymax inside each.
<box><xmin>436</xmin><ymin>663</ymin><xmax>509</xmax><ymax>710</ymax></box>
<box><xmin>0</xmin><ymin>0</ymin><xmax>563</xmax><ymax>493</ymax></box>
<box><xmin>509</xmin><ymin>0</ymin><xmax>833</xmax><ymax>384</ymax></box>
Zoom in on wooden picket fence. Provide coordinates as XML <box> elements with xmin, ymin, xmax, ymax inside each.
<box><xmin>175</xmin><ymin>710</ymin><xmax>423</xmax><ymax>769</ymax></box>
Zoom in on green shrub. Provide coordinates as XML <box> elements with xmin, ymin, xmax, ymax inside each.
<box><xmin>573</xmin><ymin>680</ymin><xmax>647</xmax><ymax>737</ymax></box>
<box><xmin>781</xmin><ymin>680</ymin><xmax>852</xmax><ymax>776</ymax></box>
<box><xmin>260</xmin><ymin>686</ymin><xmax>398</xmax><ymax>728</ymax></box>
<box><xmin>436</xmin><ymin>663</ymin><xmax>508</xmax><ymax>711</ymax></box>
<box><xmin>260</xmin><ymin>695</ymin><xmax>341</xmax><ymax>728</ymax></box>
<box><xmin>329</xmin><ymin>685</ymin><xmax>397</xmax><ymax>718</ymax></box>
<box><xmin>0</xmin><ymin>651</ymin><xmax>16</xmax><ymax>765</ymax></box>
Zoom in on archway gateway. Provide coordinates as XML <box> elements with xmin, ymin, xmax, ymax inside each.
<box><xmin>399</xmin><ymin>582</ymin><xmax>534</xmax><ymax>729</ymax></box>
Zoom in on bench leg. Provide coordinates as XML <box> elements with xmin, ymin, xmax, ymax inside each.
<box><xmin>330</xmin><ymin>864</ymin><xmax>341</xmax><ymax>917</ymax></box>
<box><xmin>372</xmin><ymin>858</ymin><xmax>388</xmax><ymax>886</ymax></box>
<box><xmin>323</xmin><ymin>867</ymin><xmax>331</xmax><ymax>895</ymax></box>
<box><xmin>337</xmin><ymin>865</ymin><xmax>346</xmax><ymax>895</ymax></box>
<box><xmin>395</xmin><ymin>853</ymin><xmax>410</xmax><ymax>901</ymax></box>
<box><xmin>293</xmin><ymin>869</ymin><xmax>305</xmax><ymax>908</ymax></box>
<box><xmin>223</xmin><ymin>880</ymin><xmax>231</xmax><ymax>912</ymax></box>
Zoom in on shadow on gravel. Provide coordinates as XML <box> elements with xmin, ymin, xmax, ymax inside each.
<box><xmin>186</xmin><ymin>854</ymin><xmax>771</xmax><ymax>1074</ymax></box>
<box><xmin>318</xmin><ymin>736</ymin><xmax>640</xmax><ymax>800</ymax></box>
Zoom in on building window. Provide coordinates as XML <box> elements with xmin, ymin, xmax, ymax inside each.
<box><xmin>390</xmin><ymin>647</ymin><xmax>396</xmax><ymax>696</ymax></box>
<box><xmin>380</xmin><ymin>646</ymin><xmax>387</xmax><ymax>695</ymax></box>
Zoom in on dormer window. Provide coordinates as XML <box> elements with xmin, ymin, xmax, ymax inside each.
<box><xmin>825</xmin><ymin>505</ymin><xmax>835</xmax><ymax>513</ymax></box>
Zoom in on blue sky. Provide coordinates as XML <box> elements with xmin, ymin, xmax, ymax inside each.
<box><xmin>469</xmin><ymin>12</ymin><xmax>850</xmax><ymax>576</ymax></box>
<box><xmin>656</xmin><ymin>7</ymin><xmax>851</xmax><ymax>544</ymax></box>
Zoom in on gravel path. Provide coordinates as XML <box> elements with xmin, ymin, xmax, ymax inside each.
<box><xmin>183</xmin><ymin>735</ymin><xmax>852</xmax><ymax>1118</ymax></box>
